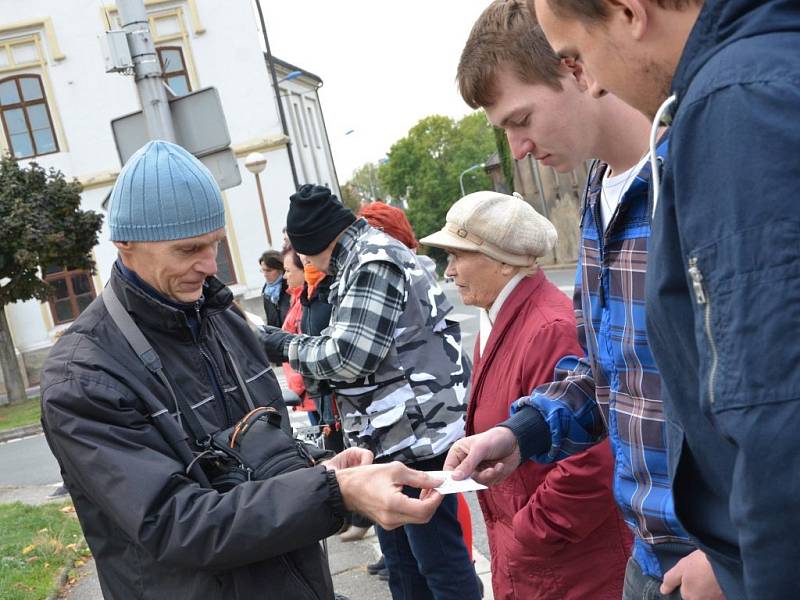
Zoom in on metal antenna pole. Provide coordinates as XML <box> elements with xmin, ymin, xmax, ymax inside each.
<box><xmin>117</xmin><ymin>0</ymin><xmax>176</xmax><ymax>142</ymax></box>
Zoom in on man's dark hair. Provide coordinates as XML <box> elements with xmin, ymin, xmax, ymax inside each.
<box><xmin>544</xmin><ymin>0</ymin><xmax>703</xmax><ymax>22</ymax></box>
<box><xmin>259</xmin><ymin>250</ymin><xmax>283</xmax><ymax>271</ymax></box>
<box><xmin>457</xmin><ymin>0</ymin><xmax>563</xmax><ymax>109</ymax></box>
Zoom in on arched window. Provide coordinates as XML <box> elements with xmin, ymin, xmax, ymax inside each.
<box><xmin>0</xmin><ymin>74</ymin><xmax>58</xmax><ymax>158</ymax></box>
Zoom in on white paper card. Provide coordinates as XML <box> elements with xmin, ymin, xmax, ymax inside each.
<box><xmin>427</xmin><ymin>470</ymin><xmax>487</xmax><ymax>494</ymax></box>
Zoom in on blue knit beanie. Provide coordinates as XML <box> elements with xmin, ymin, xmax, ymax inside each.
<box><xmin>109</xmin><ymin>140</ymin><xmax>225</xmax><ymax>241</ymax></box>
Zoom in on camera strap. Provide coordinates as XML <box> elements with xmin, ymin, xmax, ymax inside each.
<box><xmin>101</xmin><ymin>284</ymin><xmax>212</xmax><ymax>449</ymax></box>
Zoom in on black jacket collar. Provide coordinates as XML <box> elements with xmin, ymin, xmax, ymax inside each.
<box><xmin>109</xmin><ymin>263</ymin><xmax>233</xmax><ymax>341</ymax></box>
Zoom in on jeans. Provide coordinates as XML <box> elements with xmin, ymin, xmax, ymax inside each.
<box><xmin>623</xmin><ymin>557</ymin><xmax>682</xmax><ymax>600</ymax></box>
<box><xmin>375</xmin><ymin>469</ymin><xmax>481</xmax><ymax>600</ymax></box>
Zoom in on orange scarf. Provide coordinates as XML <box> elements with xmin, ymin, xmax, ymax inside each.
<box><xmin>304</xmin><ymin>264</ymin><xmax>326</xmax><ymax>299</ymax></box>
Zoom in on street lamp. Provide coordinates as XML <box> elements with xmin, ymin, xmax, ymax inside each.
<box><xmin>459</xmin><ymin>163</ymin><xmax>486</xmax><ymax>197</ymax></box>
<box><xmin>244</xmin><ymin>152</ymin><xmax>272</xmax><ymax>247</ymax></box>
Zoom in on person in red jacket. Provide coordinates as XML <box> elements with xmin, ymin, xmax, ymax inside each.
<box><xmin>422</xmin><ymin>191</ymin><xmax>631</xmax><ymax>600</ymax></box>
<box><xmin>280</xmin><ymin>245</ymin><xmax>319</xmax><ymax>424</ymax></box>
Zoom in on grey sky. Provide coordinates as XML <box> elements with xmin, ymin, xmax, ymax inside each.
<box><xmin>261</xmin><ymin>0</ymin><xmax>492</xmax><ymax>182</ymax></box>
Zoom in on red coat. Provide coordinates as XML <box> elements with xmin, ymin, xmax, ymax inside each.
<box><xmin>468</xmin><ymin>271</ymin><xmax>631</xmax><ymax>600</ymax></box>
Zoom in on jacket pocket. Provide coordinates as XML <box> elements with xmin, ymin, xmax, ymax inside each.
<box><xmin>687</xmin><ymin>220</ymin><xmax>800</xmax><ymax>413</ymax></box>
<box><xmin>280</xmin><ymin>555</ymin><xmax>320</xmax><ymax>600</ymax></box>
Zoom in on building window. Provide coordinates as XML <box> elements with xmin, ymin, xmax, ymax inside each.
<box><xmin>306</xmin><ymin>105</ymin><xmax>321</xmax><ymax>148</ymax></box>
<box><xmin>293</xmin><ymin>102</ymin><xmax>308</xmax><ymax>147</ymax></box>
<box><xmin>0</xmin><ymin>74</ymin><xmax>58</xmax><ymax>159</ymax></box>
<box><xmin>156</xmin><ymin>46</ymin><xmax>191</xmax><ymax>96</ymax></box>
<box><xmin>44</xmin><ymin>266</ymin><xmax>96</xmax><ymax>325</ymax></box>
<box><xmin>216</xmin><ymin>238</ymin><xmax>237</xmax><ymax>285</ymax></box>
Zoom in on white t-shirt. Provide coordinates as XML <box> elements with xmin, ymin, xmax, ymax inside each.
<box><xmin>600</xmin><ymin>153</ymin><xmax>650</xmax><ymax>232</ymax></box>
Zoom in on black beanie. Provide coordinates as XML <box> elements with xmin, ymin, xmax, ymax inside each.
<box><xmin>286</xmin><ymin>184</ymin><xmax>356</xmax><ymax>255</ymax></box>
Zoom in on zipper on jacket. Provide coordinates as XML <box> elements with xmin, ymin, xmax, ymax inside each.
<box><xmin>687</xmin><ymin>257</ymin><xmax>717</xmax><ymax>405</ymax></box>
<box><xmin>194</xmin><ymin>302</ymin><xmax>203</xmax><ymax>339</ymax></box>
<box><xmin>192</xmin><ymin>301</ymin><xmax>234</xmax><ymax>425</ymax></box>
<box><xmin>591</xmin><ymin>179</ymin><xmax>608</xmax><ymax>310</ymax></box>
<box><xmin>199</xmin><ymin>347</ymin><xmax>233</xmax><ymax>425</ymax></box>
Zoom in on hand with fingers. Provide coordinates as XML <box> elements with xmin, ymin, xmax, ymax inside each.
<box><xmin>259</xmin><ymin>325</ymin><xmax>293</xmax><ymax>363</ymax></box>
<box><xmin>323</xmin><ymin>447</ymin><xmax>374</xmax><ymax>471</ymax></box>
<box><xmin>660</xmin><ymin>549</ymin><xmax>725</xmax><ymax>600</ymax></box>
<box><xmin>334</xmin><ymin>461</ymin><xmax>445</xmax><ymax>530</ymax></box>
<box><xmin>444</xmin><ymin>426</ymin><xmax>522</xmax><ymax>486</ymax></box>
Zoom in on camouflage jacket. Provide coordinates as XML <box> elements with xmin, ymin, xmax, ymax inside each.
<box><xmin>289</xmin><ymin>219</ymin><xmax>470</xmax><ymax>462</ymax></box>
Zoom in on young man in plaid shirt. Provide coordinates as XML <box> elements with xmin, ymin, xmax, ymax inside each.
<box><xmin>446</xmin><ymin>2</ymin><xmax>723</xmax><ymax>599</ymax></box>
<box><xmin>261</xmin><ymin>184</ymin><xmax>481</xmax><ymax>600</ymax></box>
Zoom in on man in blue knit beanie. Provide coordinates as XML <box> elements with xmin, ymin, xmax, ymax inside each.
<box><xmin>40</xmin><ymin>140</ymin><xmax>446</xmax><ymax>599</ymax></box>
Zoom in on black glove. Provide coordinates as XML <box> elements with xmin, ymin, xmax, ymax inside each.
<box><xmin>259</xmin><ymin>325</ymin><xmax>293</xmax><ymax>364</ymax></box>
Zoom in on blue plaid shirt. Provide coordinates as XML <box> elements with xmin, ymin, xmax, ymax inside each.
<box><xmin>507</xmin><ymin>139</ymin><xmax>693</xmax><ymax>578</ymax></box>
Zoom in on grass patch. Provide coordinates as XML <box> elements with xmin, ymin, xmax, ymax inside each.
<box><xmin>0</xmin><ymin>501</ymin><xmax>89</xmax><ymax>600</ymax></box>
<box><xmin>0</xmin><ymin>398</ymin><xmax>40</xmax><ymax>431</ymax></box>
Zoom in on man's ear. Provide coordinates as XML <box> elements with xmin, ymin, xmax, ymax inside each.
<box><xmin>113</xmin><ymin>241</ymin><xmax>134</xmax><ymax>261</ymax></box>
<box><xmin>605</xmin><ymin>0</ymin><xmax>649</xmax><ymax>41</ymax></box>
<box><xmin>500</xmin><ymin>263</ymin><xmax>518</xmax><ymax>277</ymax></box>
<box><xmin>562</xmin><ymin>57</ymin><xmax>590</xmax><ymax>92</ymax></box>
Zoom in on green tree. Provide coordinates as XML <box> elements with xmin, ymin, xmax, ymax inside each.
<box><xmin>339</xmin><ymin>181</ymin><xmax>362</xmax><ymax>213</ymax></box>
<box><xmin>344</xmin><ymin>161</ymin><xmax>386</xmax><ymax>206</ymax></box>
<box><xmin>0</xmin><ymin>156</ymin><xmax>103</xmax><ymax>405</ymax></box>
<box><xmin>494</xmin><ymin>126</ymin><xmax>515</xmax><ymax>193</ymax></box>
<box><xmin>379</xmin><ymin>112</ymin><xmax>495</xmax><ymax>250</ymax></box>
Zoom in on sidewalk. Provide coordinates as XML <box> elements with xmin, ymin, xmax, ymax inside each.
<box><xmin>1</xmin><ymin>401</ymin><xmax>494</xmax><ymax>599</ymax></box>
<box><xmin>56</xmin><ymin>525</ymin><xmax>493</xmax><ymax>600</ymax></box>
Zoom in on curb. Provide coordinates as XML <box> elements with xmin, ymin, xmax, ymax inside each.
<box><xmin>0</xmin><ymin>423</ymin><xmax>42</xmax><ymax>443</ymax></box>
<box><xmin>46</xmin><ymin>563</ymin><xmax>72</xmax><ymax>600</ymax></box>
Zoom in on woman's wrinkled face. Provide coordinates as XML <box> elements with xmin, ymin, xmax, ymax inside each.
<box><xmin>445</xmin><ymin>249</ymin><xmax>515</xmax><ymax>310</ymax></box>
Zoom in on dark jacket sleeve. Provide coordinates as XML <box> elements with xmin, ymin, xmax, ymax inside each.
<box><xmin>42</xmin><ymin>359</ymin><xmax>344</xmax><ymax>571</ymax></box>
<box><xmin>673</xmin><ymin>74</ymin><xmax>800</xmax><ymax>598</ymax></box>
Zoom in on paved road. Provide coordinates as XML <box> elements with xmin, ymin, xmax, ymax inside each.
<box><xmin>0</xmin><ymin>432</ymin><xmax>61</xmax><ymax>486</ymax></box>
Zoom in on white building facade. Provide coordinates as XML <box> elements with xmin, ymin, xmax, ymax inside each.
<box><xmin>0</xmin><ymin>0</ymin><xmax>339</xmax><ymax>391</ymax></box>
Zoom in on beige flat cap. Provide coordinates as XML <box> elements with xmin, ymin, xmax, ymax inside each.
<box><xmin>420</xmin><ymin>191</ymin><xmax>557</xmax><ymax>266</ymax></box>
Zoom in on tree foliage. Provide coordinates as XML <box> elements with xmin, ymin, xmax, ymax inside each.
<box><xmin>378</xmin><ymin>112</ymin><xmax>495</xmax><ymax>243</ymax></box>
<box><xmin>339</xmin><ymin>182</ymin><xmax>362</xmax><ymax>213</ymax></box>
<box><xmin>344</xmin><ymin>162</ymin><xmax>387</xmax><ymax>206</ymax></box>
<box><xmin>494</xmin><ymin>126</ymin><xmax>515</xmax><ymax>193</ymax></box>
<box><xmin>0</xmin><ymin>155</ymin><xmax>103</xmax><ymax>307</ymax></box>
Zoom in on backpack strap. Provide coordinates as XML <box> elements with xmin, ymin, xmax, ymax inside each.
<box><xmin>101</xmin><ymin>284</ymin><xmax>211</xmax><ymax>447</ymax></box>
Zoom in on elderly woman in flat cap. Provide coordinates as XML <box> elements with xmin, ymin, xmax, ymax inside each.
<box><xmin>421</xmin><ymin>191</ymin><xmax>630</xmax><ymax>600</ymax></box>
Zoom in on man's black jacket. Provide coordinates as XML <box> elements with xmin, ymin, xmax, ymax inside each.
<box><xmin>41</xmin><ymin>266</ymin><xmax>345</xmax><ymax>599</ymax></box>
